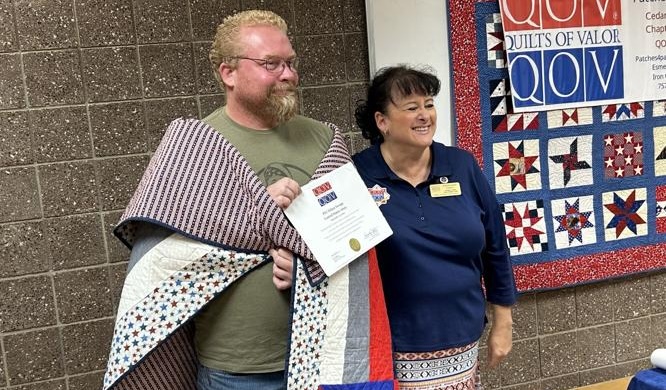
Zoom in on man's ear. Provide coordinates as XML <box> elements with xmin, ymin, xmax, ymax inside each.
<box><xmin>219</xmin><ymin>63</ymin><xmax>235</xmax><ymax>89</ymax></box>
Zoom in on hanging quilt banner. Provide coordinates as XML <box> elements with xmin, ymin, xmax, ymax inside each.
<box><xmin>448</xmin><ymin>0</ymin><xmax>666</xmax><ymax>291</ymax></box>
<box><xmin>498</xmin><ymin>0</ymin><xmax>666</xmax><ymax>112</ymax></box>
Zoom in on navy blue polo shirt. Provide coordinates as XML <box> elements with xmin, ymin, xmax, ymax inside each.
<box><xmin>353</xmin><ymin>142</ymin><xmax>517</xmax><ymax>352</ymax></box>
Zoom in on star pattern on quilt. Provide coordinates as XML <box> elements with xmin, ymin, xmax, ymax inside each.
<box><xmin>495</xmin><ymin>141</ymin><xmax>539</xmax><ymax>190</ymax></box>
<box><xmin>601</xmin><ymin>102</ymin><xmax>645</xmax><ymax>122</ymax></box>
<box><xmin>604</xmin><ymin>190</ymin><xmax>646</xmax><ymax>238</ymax></box>
<box><xmin>603</xmin><ymin>132</ymin><xmax>644</xmax><ymax>179</ymax></box>
<box><xmin>549</xmin><ymin>138</ymin><xmax>591</xmax><ymax>186</ymax></box>
<box><xmin>656</xmin><ymin>186</ymin><xmax>666</xmax><ymax>234</ymax></box>
<box><xmin>104</xmin><ymin>249</ymin><xmax>267</xmax><ymax>388</ymax></box>
<box><xmin>287</xmin><ymin>262</ymin><xmax>328</xmax><ymax>390</ymax></box>
<box><xmin>548</xmin><ymin>135</ymin><xmax>593</xmax><ymax>189</ymax></box>
<box><xmin>551</xmin><ymin>196</ymin><xmax>596</xmax><ymax>249</ymax></box>
<box><xmin>502</xmin><ymin>200</ymin><xmax>548</xmax><ymax>255</ymax></box>
<box><xmin>489</xmin><ymin>79</ymin><xmax>539</xmax><ymax>132</ymax></box>
<box><xmin>486</xmin><ymin>13</ymin><xmax>505</xmax><ymax>68</ymax></box>
<box><xmin>553</xmin><ymin>199</ymin><xmax>594</xmax><ymax>244</ymax></box>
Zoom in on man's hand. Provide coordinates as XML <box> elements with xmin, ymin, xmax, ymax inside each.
<box><xmin>487</xmin><ymin>304</ymin><xmax>513</xmax><ymax>369</ymax></box>
<box><xmin>266</xmin><ymin>177</ymin><xmax>301</xmax><ymax>209</ymax></box>
<box><xmin>269</xmin><ymin>247</ymin><xmax>293</xmax><ymax>290</ymax></box>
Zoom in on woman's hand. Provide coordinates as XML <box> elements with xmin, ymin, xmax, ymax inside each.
<box><xmin>487</xmin><ymin>304</ymin><xmax>513</xmax><ymax>368</ymax></box>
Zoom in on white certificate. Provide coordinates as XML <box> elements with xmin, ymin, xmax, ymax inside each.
<box><xmin>284</xmin><ymin>162</ymin><xmax>393</xmax><ymax>276</ymax></box>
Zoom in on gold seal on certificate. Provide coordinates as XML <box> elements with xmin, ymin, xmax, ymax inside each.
<box><xmin>349</xmin><ymin>238</ymin><xmax>361</xmax><ymax>252</ymax></box>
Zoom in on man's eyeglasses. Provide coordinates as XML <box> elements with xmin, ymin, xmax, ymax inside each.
<box><xmin>232</xmin><ymin>57</ymin><xmax>299</xmax><ymax>73</ymax></box>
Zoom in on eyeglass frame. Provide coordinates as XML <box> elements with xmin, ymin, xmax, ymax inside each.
<box><xmin>228</xmin><ymin>56</ymin><xmax>299</xmax><ymax>73</ymax></box>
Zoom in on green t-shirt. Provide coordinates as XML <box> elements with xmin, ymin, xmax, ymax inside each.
<box><xmin>194</xmin><ymin>106</ymin><xmax>333</xmax><ymax>373</ymax></box>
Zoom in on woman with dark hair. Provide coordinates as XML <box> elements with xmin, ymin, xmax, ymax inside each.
<box><xmin>353</xmin><ymin>65</ymin><xmax>517</xmax><ymax>389</ymax></box>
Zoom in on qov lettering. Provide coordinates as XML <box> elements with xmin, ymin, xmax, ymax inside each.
<box><xmin>509</xmin><ymin>46</ymin><xmax>623</xmax><ymax>109</ymax></box>
<box><xmin>312</xmin><ymin>181</ymin><xmax>332</xmax><ymax>196</ymax></box>
<box><xmin>318</xmin><ymin>192</ymin><xmax>338</xmax><ymax>207</ymax></box>
<box><xmin>500</xmin><ymin>0</ymin><xmax>621</xmax><ymax>31</ymax></box>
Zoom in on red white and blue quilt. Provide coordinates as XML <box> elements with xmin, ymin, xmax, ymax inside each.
<box><xmin>448</xmin><ymin>0</ymin><xmax>666</xmax><ymax>291</ymax></box>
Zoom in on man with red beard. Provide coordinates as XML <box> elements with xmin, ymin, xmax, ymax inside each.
<box><xmin>104</xmin><ymin>6</ymin><xmax>368</xmax><ymax>390</ymax></box>
<box><xmin>104</xmin><ymin>9</ymin><xmax>397</xmax><ymax>390</ymax></box>
<box><xmin>191</xmin><ymin>10</ymin><xmax>334</xmax><ymax>389</ymax></box>
<box><xmin>185</xmin><ymin>9</ymin><xmax>310</xmax><ymax>388</ymax></box>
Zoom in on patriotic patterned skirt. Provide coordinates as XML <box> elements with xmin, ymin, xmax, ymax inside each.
<box><xmin>394</xmin><ymin>342</ymin><xmax>480</xmax><ymax>390</ymax></box>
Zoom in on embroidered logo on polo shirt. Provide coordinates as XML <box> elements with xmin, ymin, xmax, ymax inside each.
<box><xmin>368</xmin><ymin>184</ymin><xmax>390</xmax><ymax>206</ymax></box>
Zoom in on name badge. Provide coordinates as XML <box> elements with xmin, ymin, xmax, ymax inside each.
<box><xmin>429</xmin><ymin>183</ymin><xmax>461</xmax><ymax>197</ymax></box>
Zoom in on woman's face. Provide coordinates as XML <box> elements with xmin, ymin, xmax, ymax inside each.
<box><xmin>375</xmin><ymin>93</ymin><xmax>437</xmax><ymax>149</ymax></box>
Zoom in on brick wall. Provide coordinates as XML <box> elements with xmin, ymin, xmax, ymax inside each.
<box><xmin>480</xmin><ymin>274</ymin><xmax>666</xmax><ymax>389</ymax></box>
<box><xmin>0</xmin><ymin>1</ymin><xmax>368</xmax><ymax>389</ymax></box>
<box><xmin>0</xmin><ymin>1</ymin><xmax>664</xmax><ymax>389</ymax></box>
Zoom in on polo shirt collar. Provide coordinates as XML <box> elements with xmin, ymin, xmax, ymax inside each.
<box><xmin>363</xmin><ymin>142</ymin><xmax>454</xmax><ymax>183</ymax></box>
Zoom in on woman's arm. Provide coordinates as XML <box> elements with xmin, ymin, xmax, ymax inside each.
<box><xmin>487</xmin><ymin>303</ymin><xmax>513</xmax><ymax>368</ymax></box>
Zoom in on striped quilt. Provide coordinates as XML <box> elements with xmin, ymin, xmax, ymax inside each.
<box><xmin>103</xmin><ymin>118</ymin><xmax>396</xmax><ymax>389</ymax></box>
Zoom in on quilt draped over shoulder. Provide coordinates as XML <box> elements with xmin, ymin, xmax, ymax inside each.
<box><xmin>103</xmin><ymin>118</ymin><xmax>396</xmax><ymax>390</ymax></box>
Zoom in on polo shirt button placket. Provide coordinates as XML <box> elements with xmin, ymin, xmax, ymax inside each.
<box><xmin>415</xmin><ymin>191</ymin><xmax>425</xmax><ymax>222</ymax></box>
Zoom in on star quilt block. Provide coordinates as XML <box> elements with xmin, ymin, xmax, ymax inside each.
<box><xmin>548</xmin><ymin>135</ymin><xmax>593</xmax><ymax>189</ymax></box>
<box><xmin>602</xmin><ymin>131</ymin><xmax>644</xmax><ymax>179</ymax></box>
<box><xmin>502</xmin><ymin>200</ymin><xmax>548</xmax><ymax>256</ymax></box>
<box><xmin>551</xmin><ymin>196</ymin><xmax>596</xmax><ymax>249</ymax></box>
<box><xmin>493</xmin><ymin>139</ymin><xmax>541</xmax><ymax>194</ymax></box>
<box><xmin>602</xmin><ymin>188</ymin><xmax>648</xmax><ymax>241</ymax></box>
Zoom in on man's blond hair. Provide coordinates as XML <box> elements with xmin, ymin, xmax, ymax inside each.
<box><xmin>209</xmin><ymin>10</ymin><xmax>288</xmax><ymax>90</ymax></box>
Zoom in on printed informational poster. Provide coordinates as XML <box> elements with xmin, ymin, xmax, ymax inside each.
<box><xmin>283</xmin><ymin>162</ymin><xmax>393</xmax><ymax>276</ymax></box>
<box><xmin>499</xmin><ymin>0</ymin><xmax>666</xmax><ymax>112</ymax></box>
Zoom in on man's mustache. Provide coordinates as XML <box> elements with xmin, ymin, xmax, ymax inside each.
<box><xmin>272</xmin><ymin>83</ymin><xmax>297</xmax><ymax>94</ymax></box>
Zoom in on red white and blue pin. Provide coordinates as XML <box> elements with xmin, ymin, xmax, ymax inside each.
<box><xmin>368</xmin><ymin>184</ymin><xmax>390</xmax><ymax>206</ymax></box>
